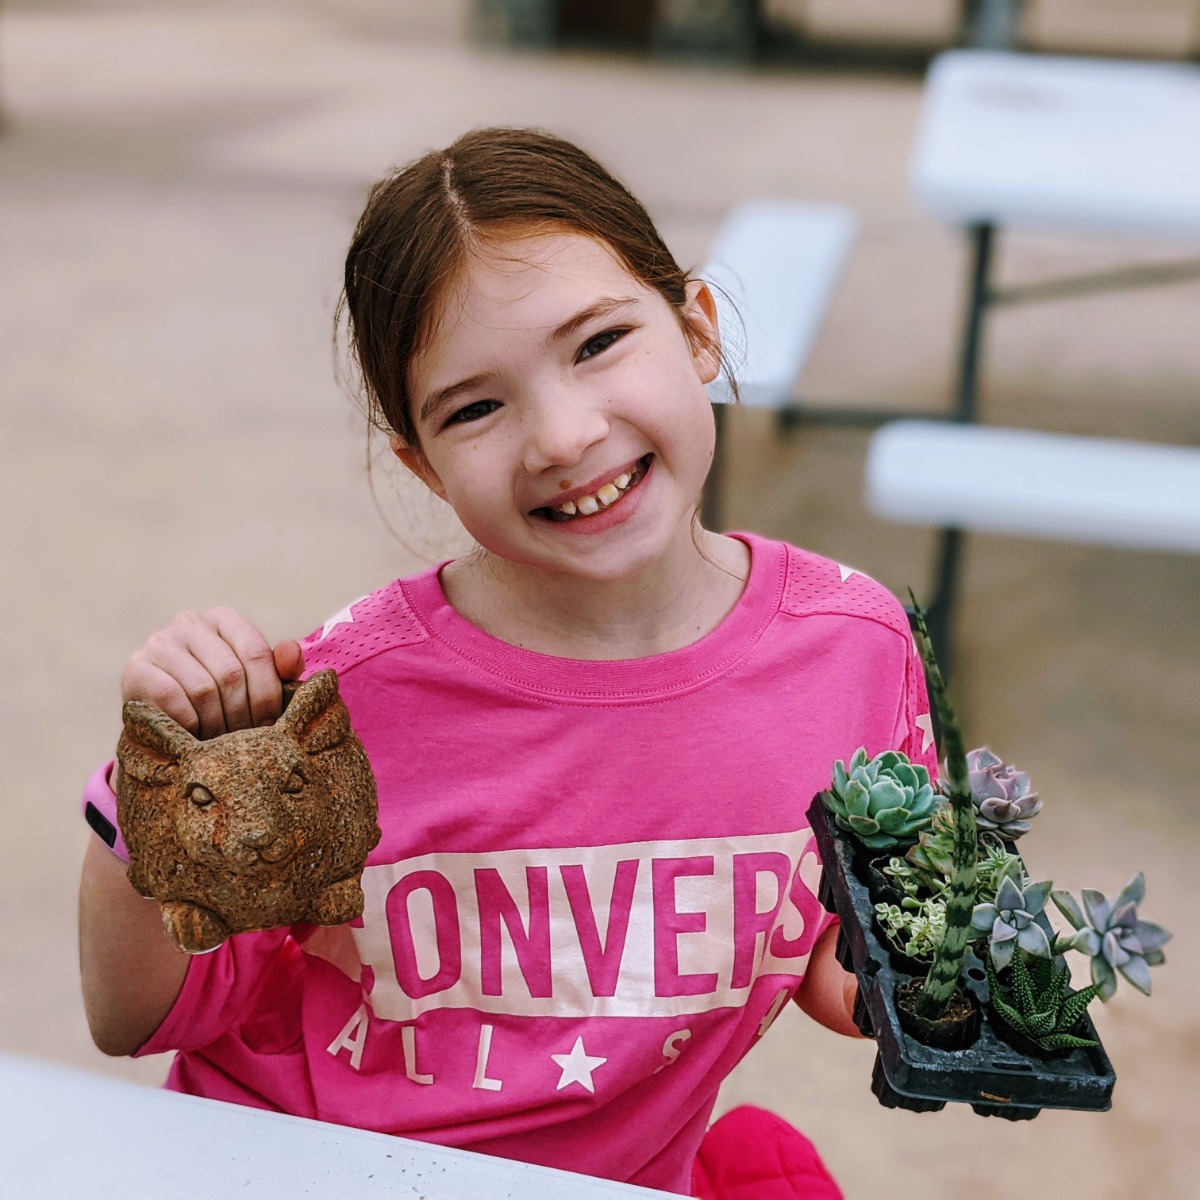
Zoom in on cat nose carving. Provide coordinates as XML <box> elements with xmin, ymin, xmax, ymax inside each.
<box><xmin>240</xmin><ymin>827</ymin><xmax>276</xmax><ymax>848</ymax></box>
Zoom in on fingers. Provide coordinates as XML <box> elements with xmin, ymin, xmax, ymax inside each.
<box><xmin>121</xmin><ymin>608</ymin><xmax>284</xmax><ymax>739</ymax></box>
<box><xmin>272</xmin><ymin>639</ymin><xmax>305</xmax><ymax>682</ymax></box>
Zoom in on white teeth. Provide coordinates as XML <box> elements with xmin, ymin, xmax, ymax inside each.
<box><xmin>596</xmin><ymin>483</ymin><xmax>620</xmax><ymax>507</ymax></box>
<box><xmin>614</xmin><ymin>473</ymin><xmax>631</xmax><ymax>489</ymax></box>
<box><xmin>559</xmin><ymin>499</ymin><xmax>576</xmax><ymax>516</ymax></box>
<box><xmin>576</xmin><ymin>494</ymin><xmax>599</xmax><ymax>516</ymax></box>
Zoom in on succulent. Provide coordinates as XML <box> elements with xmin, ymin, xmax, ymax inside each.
<box><xmin>823</xmin><ymin>747</ymin><xmax>937</xmax><ymax>851</ymax></box>
<box><xmin>986</xmin><ymin>952</ymin><xmax>1102</xmax><ymax>1052</ymax></box>
<box><xmin>907</xmin><ymin>600</ymin><xmax>979</xmax><ymax>1019</ymax></box>
<box><xmin>971</xmin><ymin>876</ymin><xmax>1054</xmax><ymax>970</ymax></box>
<box><xmin>967</xmin><ymin>747</ymin><xmax>1042</xmax><ymax>840</ymax></box>
<box><xmin>883</xmin><ymin>853</ymin><xmax>939</xmax><ymax>908</ymax></box>
<box><xmin>902</xmin><ymin>801</ymin><xmax>956</xmax><ymax>888</ymax></box>
<box><xmin>891</xmin><ymin>812</ymin><xmax>1022</xmax><ymax>909</ymax></box>
<box><xmin>974</xmin><ymin>842</ymin><xmax>1024</xmax><ymax>907</ymax></box>
<box><xmin>875</xmin><ymin>896</ymin><xmax>945</xmax><ymax>961</ymax></box>
<box><xmin>1052</xmin><ymin>873</ymin><xmax>1172</xmax><ymax>1001</ymax></box>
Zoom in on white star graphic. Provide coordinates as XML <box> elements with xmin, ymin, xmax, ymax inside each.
<box><xmin>319</xmin><ymin>595</ymin><xmax>367</xmax><ymax>641</ymax></box>
<box><xmin>837</xmin><ymin>563</ymin><xmax>860</xmax><ymax>583</ymax></box>
<box><xmin>915</xmin><ymin>713</ymin><xmax>935</xmax><ymax>754</ymax></box>
<box><xmin>758</xmin><ymin>986</ymin><xmax>791</xmax><ymax>1037</ymax></box>
<box><xmin>550</xmin><ymin>1036</ymin><xmax>607</xmax><ymax>1094</ymax></box>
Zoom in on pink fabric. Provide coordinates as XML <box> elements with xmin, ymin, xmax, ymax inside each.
<box><xmin>693</xmin><ymin>1106</ymin><xmax>844</xmax><ymax>1200</ymax></box>
<box><xmin>136</xmin><ymin>535</ymin><xmax>935</xmax><ymax>1195</ymax></box>
<box><xmin>81</xmin><ymin>760</ymin><xmax>129</xmax><ymax>863</ymax></box>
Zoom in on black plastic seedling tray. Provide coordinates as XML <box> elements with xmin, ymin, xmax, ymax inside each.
<box><xmin>807</xmin><ymin>795</ymin><xmax>1115</xmax><ymax>1118</ymax></box>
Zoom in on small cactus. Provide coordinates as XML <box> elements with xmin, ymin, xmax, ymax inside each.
<box><xmin>967</xmin><ymin>747</ymin><xmax>1042</xmax><ymax>840</ymax></box>
<box><xmin>823</xmin><ymin>747</ymin><xmax>937</xmax><ymax>851</ymax></box>
<box><xmin>1052</xmin><ymin>873</ymin><xmax>1172</xmax><ymax>1001</ymax></box>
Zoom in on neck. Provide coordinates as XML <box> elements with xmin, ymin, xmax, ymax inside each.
<box><xmin>441</xmin><ymin>528</ymin><xmax>750</xmax><ymax>660</ymax></box>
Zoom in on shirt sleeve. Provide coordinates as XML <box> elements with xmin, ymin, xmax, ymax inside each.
<box><xmin>134</xmin><ymin>926</ymin><xmax>292</xmax><ymax>1056</ymax></box>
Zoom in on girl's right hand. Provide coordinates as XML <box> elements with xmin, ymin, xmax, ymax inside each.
<box><xmin>120</xmin><ymin>608</ymin><xmax>305</xmax><ymax>739</ymax></box>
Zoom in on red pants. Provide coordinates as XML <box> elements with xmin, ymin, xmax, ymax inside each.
<box><xmin>692</xmin><ymin>1106</ymin><xmax>844</xmax><ymax>1200</ymax></box>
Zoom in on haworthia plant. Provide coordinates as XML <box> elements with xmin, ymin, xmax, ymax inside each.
<box><xmin>909</xmin><ymin>598</ymin><xmax>978</xmax><ymax>1020</ymax></box>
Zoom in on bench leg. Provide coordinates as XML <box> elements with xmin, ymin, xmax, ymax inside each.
<box><xmin>925</xmin><ymin>527</ymin><xmax>964</xmax><ymax>679</ymax></box>
<box><xmin>924</xmin><ymin>222</ymin><xmax>995</xmax><ymax>673</ymax></box>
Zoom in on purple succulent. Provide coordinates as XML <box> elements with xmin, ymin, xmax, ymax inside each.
<box><xmin>966</xmin><ymin>747</ymin><xmax>1042</xmax><ymax>840</ymax></box>
<box><xmin>1052</xmin><ymin>873</ymin><xmax>1172</xmax><ymax>1001</ymax></box>
<box><xmin>971</xmin><ymin>876</ymin><xmax>1054</xmax><ymax>970</ymax></box>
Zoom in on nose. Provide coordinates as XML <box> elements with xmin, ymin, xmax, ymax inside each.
<box><xmin>520</xmin><ymin>393</ymin><xmax>610</xmax><ymax>475</ymax></box>
<box><xmin>240</xmin><ymin>826</ymin><xmax>276</xmax><ymax>848</ymax></box>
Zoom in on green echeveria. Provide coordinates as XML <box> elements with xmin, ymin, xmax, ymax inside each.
<box><xmin>1051</xmin><ymin>873</ymin><xmax>1172</xmax><ymax>1002</ymax></box>
<box><xmin>824</xmin><ymin>747</ymin><xmax>937</xmax><ymax>851</ymax></box>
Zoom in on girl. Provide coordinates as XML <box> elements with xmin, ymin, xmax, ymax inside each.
<box><xmin>79</xmin><ymin>128</ymin><xmax>936</xmax><ymax>1195</ymax></box>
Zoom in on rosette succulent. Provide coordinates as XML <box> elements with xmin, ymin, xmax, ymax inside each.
<box><xmin>967</xmin><ymin>747</ymin><xmax>1042</xmax><ymax>839</ymax></box>
<box><xmin>824</xmin><ymin>747</ymin><xmax>937</xmax><ymax>851</ymax></box>
<box><xmin>1052</xmin><ymin>873</ymin><xmax>1172</xmax><ymax>1001</ymax></box>
<box><xmin>971</xmin><ymin>876</ymin><xmax>1054</xmax><ymax>970</ymax></box>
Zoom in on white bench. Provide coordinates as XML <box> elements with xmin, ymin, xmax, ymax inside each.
<box><xmin>702</xmin><ymin>199</ymin><xmax>856</xmax><ymax>410</ymax></box>
<box><xmin>866</xmin><ymin>420</ymin><xmax>1200</xmax><ymax>555</ymax></box>
<box><xmin>699</xmin><ymin>199</ymin><xmax>856</xmax><ymax>526</ymax></box>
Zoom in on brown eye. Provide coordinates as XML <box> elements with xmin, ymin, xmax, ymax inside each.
<box><xmin>188</xmin><ymin>784</ymin><xmax>215</xmax><ymax>808</ymax></box>
<box><xmin>283</xmin><ymin>769</ymin><xmax>305</xmax><ymax>795</ymax></box>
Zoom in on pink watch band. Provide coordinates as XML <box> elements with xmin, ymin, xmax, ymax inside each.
<box><xmin>82</xmin><ymin>760</ymin><xmax>130</xmax><ymax>864</ymax></box>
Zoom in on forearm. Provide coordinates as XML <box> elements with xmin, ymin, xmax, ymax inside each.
<box><xmin>78</xmin><ymin>836</ymin><xmax>190</xmax><ymax>1056</ymax></box>
<box><xmin>792</xmin><ymin>922</ymin><xmax>865</xmax><ymax>1038</ymax></box>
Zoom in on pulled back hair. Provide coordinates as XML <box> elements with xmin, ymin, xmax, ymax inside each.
<box><xmin>341</xmin><ymin>127</ymin><xmax>723</xmax><ymax>451</ymax></box>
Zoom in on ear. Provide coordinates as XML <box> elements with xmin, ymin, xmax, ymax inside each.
<box><xmin>682</xmin><ymin>280</ymin><xmax>722</xmax><ymax>387</ymax></box>
<box><xmin>389</xmin><ymin>434</ymin><xmax>447</xmax><ymax>501</ymax></box>
<box><xmin>118</xmin><ymin>701</ymin><xmax>196</xmax><ymax>785</ymax></box>
<box><xmin>278</xmin><ymin>669</ymin><xmax>351</xmax><ymax>754</ymax></box>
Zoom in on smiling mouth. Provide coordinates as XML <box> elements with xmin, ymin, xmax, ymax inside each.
<box><xmin>534</xmin><ymin>455</ymin><xmax>652</xmax><ymax>522</ymax></box>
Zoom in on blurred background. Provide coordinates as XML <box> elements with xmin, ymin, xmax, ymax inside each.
<box><xmin>2</xmin><ymin>1</ymin><xmax>1198</xmax><ymax>1196</ymax></box>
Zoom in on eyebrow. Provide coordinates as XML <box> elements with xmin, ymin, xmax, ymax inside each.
<box><xmin>545</xmin><ymin>295</ymin><xmax>640</xmax><ymax>347</ymax></box>
<box><xmin>418</xmin><ymin>296</ymin><xmax>641</xmax><ymax>426</ymax></box>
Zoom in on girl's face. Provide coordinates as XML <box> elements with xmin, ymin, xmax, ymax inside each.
<box><xmin>397</xmin><ymin>231</ymin><xmax>721</xmax><ymax>584</ymax></box>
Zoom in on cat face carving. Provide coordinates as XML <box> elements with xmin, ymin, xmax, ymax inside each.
<box><xmin>116</xmin><ymin>669</ymin><xmax>381</xmax><ymax>954</ymax></box>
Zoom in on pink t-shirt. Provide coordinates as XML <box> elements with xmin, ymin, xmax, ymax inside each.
<box><xmin>138</xmin><ymin>534</ymin><xmax>936</xmax><ymax>1194</ymax></box>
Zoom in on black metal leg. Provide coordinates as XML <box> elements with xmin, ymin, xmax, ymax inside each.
<box><xmin>953</xmin><ymin>222</ymin><xmax>994</xmax><ymax>423</ymax></box>
<box><xmin>925</xmin><ymin>528</ymin><xmax>963</xmax><ymax>679</ymax></box>
<box><xmin>925</xmin><ymin>222</ymin><xmax>994</xmax><ymax>673</ymax></box>
<box><xmin>702</xmin><ymin>402</ymin><xmax>727</xmax><ymax>531</ymax></box>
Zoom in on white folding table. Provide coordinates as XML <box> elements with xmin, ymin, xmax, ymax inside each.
<box><xmin>0</xmin><ymin>1052</ymin><xmax>674</xmax><ymax>1199</ymax></box>
<box><xmin>896</xmin><ymin>49</ymin><xmax>1200</xmax><ymax>662</ymax></box>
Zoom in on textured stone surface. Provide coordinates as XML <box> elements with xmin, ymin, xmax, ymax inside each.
<box><xmin>116</xmin><ymin>671</ymin><xmax>380</xmax><ymax>953</ymax></box>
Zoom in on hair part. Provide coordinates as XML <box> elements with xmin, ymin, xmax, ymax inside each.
<box><xmin>339</xmin><ymin>127</ymin><xmax>732</xmax><ymax>456</ymax></box>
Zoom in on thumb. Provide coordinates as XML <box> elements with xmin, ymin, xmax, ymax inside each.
<box><xmin>273</xmin><ymin>639</ymin><xmax>305</xmax><ymax>682</ymax></box>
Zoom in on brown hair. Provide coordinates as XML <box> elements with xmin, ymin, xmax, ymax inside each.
<box><xmin>340</xmin><ymin>127</ymin><xmax>726</xmax><ymax>453</ymax></box>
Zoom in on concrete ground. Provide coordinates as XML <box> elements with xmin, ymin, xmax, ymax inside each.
<box><xmin>2</xmin><ymin>2</ymin><xmax>1198</xmax><ymax>1196</ymax></box>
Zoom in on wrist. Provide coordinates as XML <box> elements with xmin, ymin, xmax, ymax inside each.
<box><xmin>82</xmin><ymin>760</ymin><xmax>130</xmax><ymax>864</ymax></box>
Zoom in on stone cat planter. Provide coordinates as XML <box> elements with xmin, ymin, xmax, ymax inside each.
<box><xmin>116</xmin><ymin>670</ymin><xmax>381</xmax><ymax>954</ymax></box>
